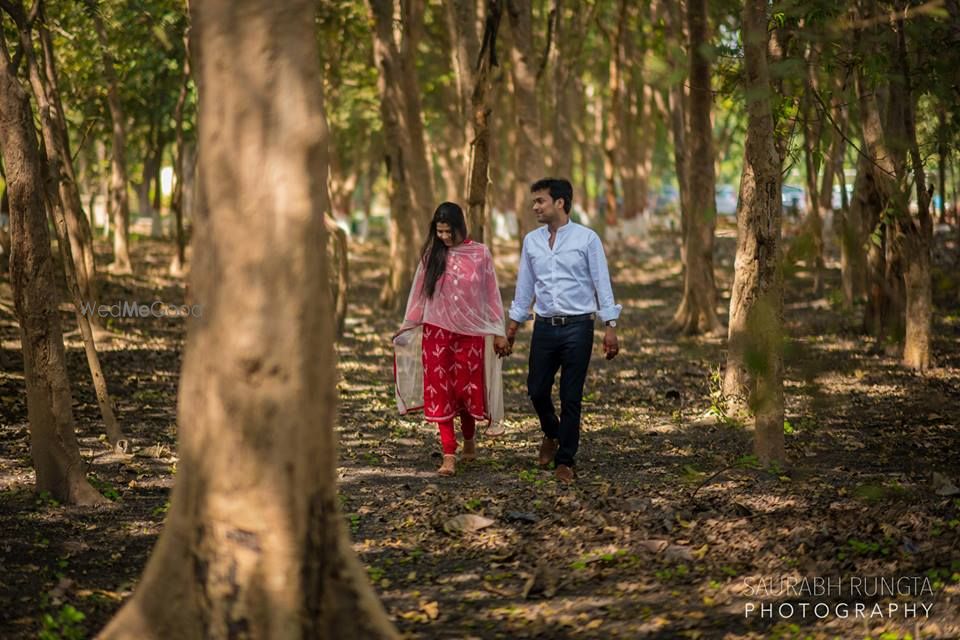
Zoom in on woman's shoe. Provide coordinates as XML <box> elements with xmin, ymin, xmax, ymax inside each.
<box><xmin>462</xmin><ymin>439</ymin><xmax>477</xmax><ymax>462</ymax></box>
<box><xmin>437</xmin><ymin>454</ymin><xmax>456</xmax><ymax>476</ymax></box>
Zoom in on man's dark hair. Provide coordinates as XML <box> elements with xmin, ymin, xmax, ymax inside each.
<box><xmin>531</xmin><ymin>178</ymin><xmax>573</xmax><ymax>214</ymax></box>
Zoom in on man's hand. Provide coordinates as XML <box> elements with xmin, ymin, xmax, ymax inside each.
<box><xmin>506</xmin><ymin>319</ymin><xmax>520</xmax><ymax>349</ymax></box>
<box><xmin>494</xmin><ymin>335</ymin><xmax>510</xmax><ymax>358</ymax></box>
<box><xmin>602</xmin><ymin>327</ymin><xmax>619</xmax><ymax>360</ymax></box>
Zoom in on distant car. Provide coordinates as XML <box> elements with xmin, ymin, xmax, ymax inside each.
<box><xmin>654</xmin><ymin>185</ymin><xmax>679</xmax><ymax>214</ymax></box>
<box><xmin>715</xmin><ymin>184</ymin><xmax>738</xmax><ymax>217</ymax></box>
<box><xmin>781</xmin><ymin>184</ymin><xmax>805</xmax><ymax>214</ymax></box>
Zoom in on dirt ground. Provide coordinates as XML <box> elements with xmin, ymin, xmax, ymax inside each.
<box><xmin>1</xmin><ymin>229</ymin><xmax>959</xmax><ymax>639</ymax></box>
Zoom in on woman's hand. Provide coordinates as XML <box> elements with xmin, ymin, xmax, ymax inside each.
<box><xmin>494</xmin><ymin>335</ymin><xmax>511</xmax><ymax>358</ymax></box>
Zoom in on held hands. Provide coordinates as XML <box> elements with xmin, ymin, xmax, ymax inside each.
<box><xmin>494</xmin><ymin>335</ymin><xmax>512</xmax><ymax>358</ymax></box>
<box><xmin>602</xmin><ymin>327</ymin><xmax>620</xmax><ymax>360</ymax></box>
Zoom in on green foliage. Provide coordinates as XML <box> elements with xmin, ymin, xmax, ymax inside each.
<box><xmin>87</xmin><ymin>476</ymin><xmax>120</xmax><ymax>502</ymax></box>
<box><xmin>40</xmin><ymin>604</ymin><xmax>86</xmax><ymax>640</ymax></box>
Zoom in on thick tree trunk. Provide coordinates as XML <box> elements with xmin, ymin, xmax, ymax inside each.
<box><xmin>725</xmin><ymin>0</ymin><xmax>785</xmax><ymax>465</ymax></box>
<box><xmin>85</xmin><ymin>0</ymin><xmax>133</xmax><ymax>274</ymax></box>
<box><xmin>671</xmin><ymin>0</ymin><xmax>722</xmax><ymax>335</ymax></box>
<box><xmin>98</xmin><ymin>2</ymin><xmax>398</xmax><ymax>637</ymax></box>
<box><xmin>0</xmin><ymin>28</ymin><xmax>105</xmax><ymax>506</ymax></box>
<box><xmin>551</xmin><ymin>0</ymin><xmax>575</xmax><ymax>182</ymax></box>
<box><xmin>895</xmin><ymin>19</ymin><xmax>933</xmax><ymax>371</ymax></box>
<box><xmin>369</xmin><ymin>0</ymin><xmax>434</xmax><ymax>310</ymax></box>
<box><xmin>506</xmin><ymin>0</ymin><xmax>546</xmax><ymax>248</ymax></box>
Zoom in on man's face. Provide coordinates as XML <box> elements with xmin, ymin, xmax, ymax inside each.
<box><xmin>531</xmin><ymin>189</ymin><xmax>565</xmax><ymax>226</ymax></box>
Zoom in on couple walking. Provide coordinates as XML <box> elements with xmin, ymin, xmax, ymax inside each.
<box><xmin>393</xmin><ymin>178</ymin><xmax>621</xmax><ymax>481</ymax></box>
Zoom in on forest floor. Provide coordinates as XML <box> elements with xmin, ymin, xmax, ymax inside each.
<box><xmin>1</xmin><ymin>227</ymin><xmax>959</xmax><ymax>640</ymax></box>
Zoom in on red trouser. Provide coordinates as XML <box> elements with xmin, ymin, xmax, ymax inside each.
<box><xmin>438</xmin><ymin>413</ymin><xmax>476</xmax><ymax>455</ymax></box>
<box><xmin>422</xmin><ymin>323</ymin><xmax>485</xmax><ymax>454</ymax></box>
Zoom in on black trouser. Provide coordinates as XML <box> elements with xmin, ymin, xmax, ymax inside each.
<box><xmin>527</xmin><ymin>315</ymin><xmax>594</xmax><ymax>467</ymax></box>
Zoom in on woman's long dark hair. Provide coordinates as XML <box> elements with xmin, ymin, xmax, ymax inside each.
<box><xmin>420</xmin><ymin>202</ymin><xmax>467</xmax><ymax>298</ymax></box>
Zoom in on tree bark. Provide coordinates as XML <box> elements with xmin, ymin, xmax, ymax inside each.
<box><xmin>32</xmin><ymin>0</ymin><xmax>100</xmax><ymax>325</ymax></box>
<box><xmin>671</xmin><ymin>0</ymin><xmax>722</xmax><ymax>335</ymax></box>
<box><xmin>724</xmin><ymin>0</ymin><xmax>785</xmax><ymax>465</ymax></box>
<box><xmin>85</xmin><ymin>0</ymin><xmax>133</xmax><ymax>274</ymax></box>
<box><xmin>895</xmin><ymin>16</ymin><xmax>933</xmax><ymax>371</ymax></box>
<box><xmin>800</xmin><ymin>44</ymin><xmax>825</xmax><ymax>295</ymax></box>
<box><xmin>0</xmin><ymin>22</ymin><xmax>105</xmax><ymax>506</ymax></box>
<box><xmin>98</xmin><ymin>2</ymin><xmax>398</xmax><ymax>636</ymax></box>
<box><xmin>170</xmin><ymin>26</ymin><xmax>191</xmax><ymax>276</ymax></box>
<box><xmin>369</xmin><ymin>0</ymin><xmax>434</xmax><ymax>310</ymax></box>
<box><xmin>506</xmin><ymin>0</ymin><xmax>546</xmax><ymax>248</ymax></box>
<box><xmin>463</xmin><ymin>2</ymin><xmax>503</xmax><ymax>245</ymax></box>
<box><xmin>6</xmin><ymin>1</ymin><xmax>125</xmax><ymax>446</ymax></box>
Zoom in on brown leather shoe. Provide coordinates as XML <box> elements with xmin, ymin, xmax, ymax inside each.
<box><xmin>538</xmin><ymin>437</ymin><xmax>559</xmax><ymax>468</ymax></box>
<box><xmin>555</xmin><ymin>464</ymin><xmax>576</xmax><ymax>483</ymax></box>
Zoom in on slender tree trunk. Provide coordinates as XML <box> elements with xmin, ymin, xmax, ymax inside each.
<box><xmin>369</xmin><ymin>0</ymin><xmax>434</xmax><ymax>310</ymax></box>
<box><xmin>0</xmin><ymin>24</ymin><xmax>105</xmax><ymax>506</ymax></box>
<box><xmin>98</xmin><ymin>2</ymin><xmax>398</xmax><ymax>636</ymax></box>
<box><xmin>841</xmin><ymin>155</ymin><xmax>870</xmax><ymax>311</ymax></box>
<box><xmin>801</xmin><ymin>44</ymin><xmax>825</xmax><ymax>295</ymax></box>
<box><xmin>463</xmin><ymin>3</ymin><xmax>503</xmax><ymax>245</ymax></box>
<box><xmin>671</xmin><ymin>0</ymin><xmax>722</xmax><ymax>335</ymax></box>
<box><xmin>33</xmin><ymin>0</ymin><xmax>100</xmax><ymax>324</ymax></box>
<box><xmin>8</xmin><ymin>4</ymin><xmax>125</xmax><ymax>446</ymax></box>
<box><xmin>170</xmin><ymin>27</ymin><xmax>191</xmax><ymax>275</ymax></box>
<box><xmin>85</xmin><ymin>0</ymin><xmax>133</xmax><ymax>274</ymax></box>
<box><xmin>725</xmin><ymin>0</ymin><xmax>785</xmax><ymax>465</ymax></box>
<box><xmin>506</xmin><ymin>0</ymin><xmax>546</xmax><ymax>248</ymax></box>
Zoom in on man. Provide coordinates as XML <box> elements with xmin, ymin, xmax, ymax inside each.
<box><xmin>505</xmin><ymin>178</ymin><xmax>620</xmax><ymax>483</ymax></box>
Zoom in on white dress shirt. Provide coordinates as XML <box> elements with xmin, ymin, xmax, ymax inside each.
<box><xmin>508</xmin><ymin>221</ymin><xmax>622</xmax><ymax>324</ymax></box>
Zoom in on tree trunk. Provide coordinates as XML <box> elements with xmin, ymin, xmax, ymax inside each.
<box><xmin>506</xmin><ymin>0</ymin><xmax>546</xmax><ymax>248</ymax></box>
<box><xmin>895</xmin><ymin>17</ymin><xmax>933</xmax><ymax>371</ymax></box>
<box><xmin>0</xmin><ymin>23</ymin><xmax>106</xmax><ymax>506</ymax></box>
<box><xmin>725</xmin><ymin>0</ymin><xmax>785</xmax><ymax>465</ymax></box>
<box><xmin>800</xmin><ymin>44</ymin><xmax>824</xmax><ymax>296</ymax></box>
<box><xmin>98</xmin><ymin>2</ymin><xmax>398</xmax><ymax>636</ymax></box>
<box><xmin>841</xmin><ymin>155</ymin><xmax>870</xmax><ymax>311</ymax></box>
<box><xmin>550</xmin><ymin>0</ymin><xmax>575</xmax><ymax>182</ymax></box>
<box><xmin>85</xmin><ymin>0</ymin><xmax>133</xmax><ymax>274</ymax></box>
<box><xmin>33</xmin><ymin>0</ymin><xmax>100</xmax><ymax>324</ymax></box>
<box><xmin>170</xmin><ymin>27</ymin><xmax>191</xmax><ymax>276</ymax></box>
<box><xmin>671</xmin><ymin>0</ymin><xmax>723</xmax><ymax>335</ymax></box>
<box><xmin>7</xmin><ymin>2</ymin><xmax>125</xmax><ymax>447</ymax></box>
<box><xmin>463</xmin><ymin>2</ymin><xmax>503</xmax><ymax>245</ymax></box>
<box><xmin>369</xmin><ymin>0</ymin><xmax>434</xmax><ymax>310</ymax></box>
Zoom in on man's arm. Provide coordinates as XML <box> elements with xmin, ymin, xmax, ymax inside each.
<box><xmin>506</xmin><ymin>237</ymin><xmax>536</xmax><ymax>347</ymax></box>
<box><xmin>586</xmin><ymin>233</ymin><xmax>621</xmax><ymax>324</ymax></box>
<box><xmin>586</xmin><ymin>233</ymin><xmax>621</xmax><ymax>359</ymax></box>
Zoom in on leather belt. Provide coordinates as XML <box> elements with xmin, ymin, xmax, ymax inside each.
<box><xmin>535</xmin><ymin>313</ymin><xmax>596</xmax><ymax>327</ymax></box>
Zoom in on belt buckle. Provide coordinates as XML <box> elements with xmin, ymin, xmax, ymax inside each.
<box><xmin>551</xmin><ymin>316</ymin><xmax>566</xmax><ymax>327</ymax></box>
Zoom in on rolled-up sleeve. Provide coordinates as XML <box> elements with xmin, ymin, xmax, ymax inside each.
<box><xmin>587</xmin><ymin>233</ymin><xmax>622</xmax><ymax>323</ymax></box>
<box><xmin>508</xmin><ymin>238</ymin><xmax>536</xmax><ymax>323</ymax></box>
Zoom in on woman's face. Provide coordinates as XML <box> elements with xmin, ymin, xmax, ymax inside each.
<box><xmin>436</xmin><ymin>222</ymin><xmax>459</xmax><ymax>247</ymax></box>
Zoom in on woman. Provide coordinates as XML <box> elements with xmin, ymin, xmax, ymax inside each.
<box><xmin>393</xmin><ymin>203</ymin><xmax>509</xmax><ymax>476</ymax></box>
